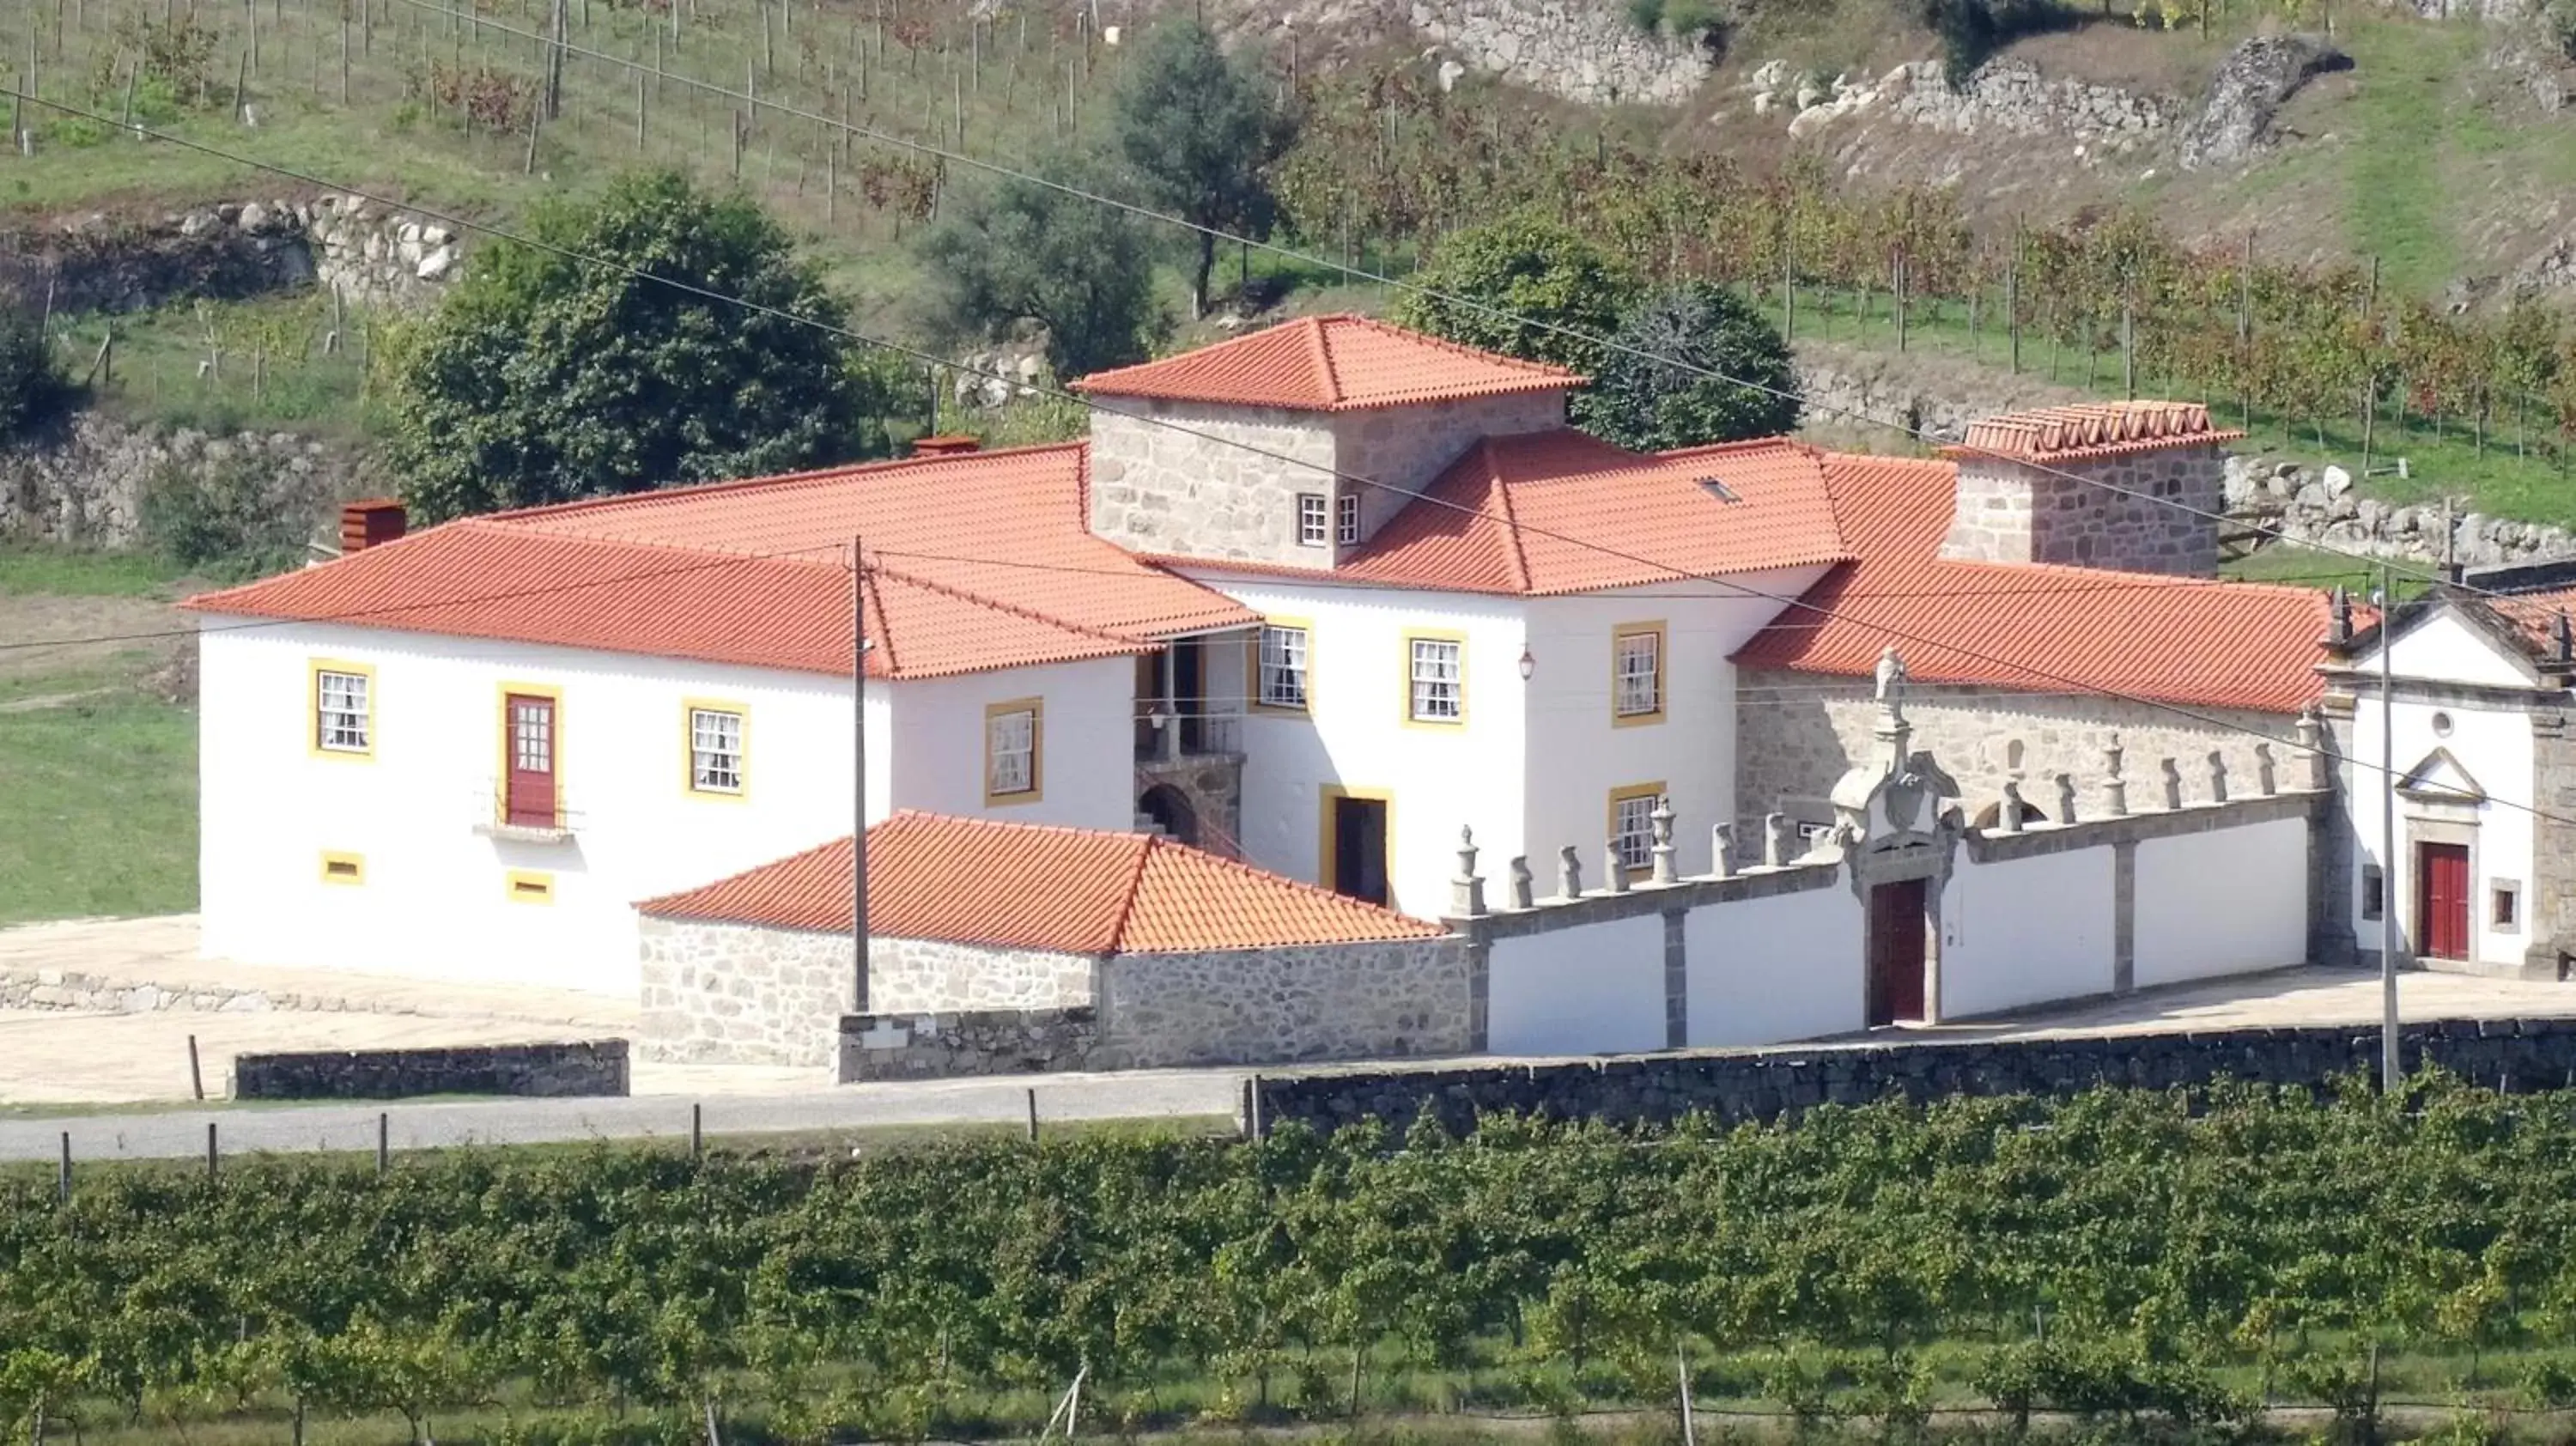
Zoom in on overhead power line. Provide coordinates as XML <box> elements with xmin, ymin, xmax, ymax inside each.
<box><xmin>0</xmin><ymin>88</ymin><xmax>2551</xmax><ymax>831</ymax></box>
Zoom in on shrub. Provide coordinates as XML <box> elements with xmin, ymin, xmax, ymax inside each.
<box><xmin>139</xmin><ymin>450</ymin><xmax>319</xmax><ymax>580</ymax></box>
<box><xmin>0</xmin><ymin>306</ymin><xmax>72</xmax><ymax>444</ymax></box>
<box><xmin>1388</xmin><ymin>216</ymin><xmax>1638</xmax><ymax>378</ymax></box>
<box><xmin>1574</xmin><ymin>281</ymin><xmax>1801</xmax><ymax>450</ymax></box>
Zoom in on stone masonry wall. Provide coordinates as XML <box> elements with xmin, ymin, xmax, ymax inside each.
<box><xmin>1088</xmin><ymin>399</ymin><xmax>1341</xmax><ymax>566</ymax></box>
<box><xmin>1334</xmin><ymin>390</ymin><xmax>1567</xmax><ymax>541</ymax></box>
<box><xmin>1406</xmin><ymin>0</ymin><xmax>1715</xmax><ymax>106</ymax></box>
<box><xmin>1097</xmin><ymin>937</ymin><xmax>1474</xmax><ymax>1069</ymax></box>
<box><xmin>638</xmin><ymin>916</ymin><xmax>852</xmax><ymax>1067</ymax></box>
<box><xmin>234</xmin><ymin>1040</ymin><xmax>628</xmax><ymax>1100</ymax></box>
<box><xmin>0</xmin><ymin>416</ymin><xmax>344</xmax><ymax>547</ymax></box>
<box><xmin>1735</xmin><ymin>669</ymin><xmax>2295</xmax><ymax>841</ymax></box>
<box><xmin>1255</xmin><ymin>1017</ymin><xmax>2576</xmax><ymax>1137</ymax></box>
<box><xmin>872</xmin><ymin>936</ymin><xmax>1098</xmax><ymax>1012</ymax></box>
<box><xmin>840</xmin><ymin>1008</ymin><xmax>1100</xmax><ymax>1082</ymax></box>
<box><xmin>1086</xmin><ymin>389</ymin><xmax>1564</xmax><ymax>565</ymax></box>
<box><xmin>1941</xmin><ymin>445</ymin><xmax>2224</xmax><ymax>576</ymax></box>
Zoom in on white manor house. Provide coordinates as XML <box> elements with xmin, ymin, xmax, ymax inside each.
<box><xmin>183</xmin><ymin>316</ymin><xmax>2576</xmax><ymax>1075</ymax></box>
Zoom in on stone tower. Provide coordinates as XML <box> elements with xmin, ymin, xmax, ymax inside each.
<box><xmin>1072</xmin><ymin>315</ymin><xmax>1575</xmax><ymax>569</ymax></box>
<box><xmin>1938</xmin><ymin>402</ymin><xmax>2242</xmax><ymax>577</ymax></box>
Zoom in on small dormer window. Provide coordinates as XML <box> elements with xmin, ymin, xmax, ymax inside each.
<box><xmin>1336</xmin><ymin>493</ymin><xmax>1361</xmax><ymax>545</ymax></box>
<box><xmin>1297</xmin><ymin>494</ymin><xmax>1328</xmax><ymax>547</ymax></box>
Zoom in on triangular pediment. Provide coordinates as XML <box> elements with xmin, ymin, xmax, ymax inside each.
<box><xmin>2397</xmin><ymin>746</ymin><xmax>2484</xmax><ymax>803</ymax></box>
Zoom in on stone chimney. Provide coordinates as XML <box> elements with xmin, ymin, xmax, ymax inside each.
<box><xmin>910</xmin><ymin>435</ymin><xmax>983</xmax><ymax>459</ymax></box>
<box><xmin>1939</xmin><ymin>402</ymin><xmax>2242</xmax><ymax>577</ymax></box>
<box><xmin>338</xmin><ymin>499</ymin><xmax>406</xmax><ymax>555</ymax></box>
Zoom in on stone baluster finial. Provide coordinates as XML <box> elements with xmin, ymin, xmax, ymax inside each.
<box><xmin>2557</xmin><ymin>610</ymin><xmax>2573</xmax><ymax>665</ymax></box>
<box><xmin>1764</xmin><ymin>811</ymin><xmax>1790</xmax><ymax>867</ymax></box>
<box><xmin>2055</xmin><ymin>772</ymin><xmax>2077</xmax><ymax>824</ymax></box>
<box><xmin>1449</xmin><ymin>826</ymin><xmax>1487</xmax><ymax>918</ymax></box>
<box><xmin>2255</xmin><ymin>744</ymin><xmax>2277</xmax><ymax>798</ymax></box>
<box><xmin>1710</xmin><ymin>823</ymin><xmax>1736</xmax><ymax>879</ymax></box>
<box><xmin>1557</xmin><ymin>845</ymin><xmax>1583</xmax><ymax>902</ymax></box>
<box><xmin>2159</xmin><ymin>757</ymin><xmax>2184</xmax><ymax>811</ymax></box>
<box><xmin>1506</xmin><ymin>855</ymin><xmax>1534</xmax><ymax>910</ymax></box>
<box><xmin>2207</xmin><ymin>750</ymin><xmax>2229</xmax><ymax>805</ymax></box>
<box><xmin>1998</xmin><ymin>781</ymin><xmax>2026</xmax><ymax>834</ymax></box>
<box><xmin>2330</xmin><ymin>586</ymin><xmax>2354</xmax><ymax>645</ymax></box>
<box><xmin>2293</xmin><ymin>708</ymin><xmax>2330</xmax><ymax>791</ymax></box>
<box><xmin>2102</xmin><ymin>733</ymin><xmax>2128</xmax><ymax>818</ymax></box>
<box><xmin>1604</xmin><ymin>841</ymin><xmax>1631</xmax><ymax>894</ymax></box>
<box><xmin>1649</xmin><ymin>795</ymin><xmax>1678</xmax><ymax>884</ymax></box>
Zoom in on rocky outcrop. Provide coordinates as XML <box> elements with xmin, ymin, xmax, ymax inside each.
<box><xmin>1406</xmin><ymin>0</ymin><xmax>1715</xmax><ymax>106</ymax></box>
<box><xmin>2222</xmin><ymin>452</ymin><xmax>2576</xmax><ymax>569</ymax></box>
<box><xmin>0</xmin><ymin>413</ymin><xmax>345</xmax><ymax>547</ymax></box>
<box><xmin>1746</xmin><ymin>56</ymin><xmax>2175</xmax><ymax>157</ymax></box>
<box><xmin>2177</xmin><ymin>34</ymin><xmax>2350</xmax><ymax>170</ymax></box>
<box><xmin>0</xmin><ymin>195</ymin><xmax>463</xmax><ymax>318</ymax></box>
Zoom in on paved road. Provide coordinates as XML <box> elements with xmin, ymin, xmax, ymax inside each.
<box><xmin>0</xmin><ymin>1069</ymin><xmax>1249</xmax><ymax>1163</ymax></box>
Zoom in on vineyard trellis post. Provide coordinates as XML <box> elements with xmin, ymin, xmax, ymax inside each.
<box><xmin>2378</xmin><ymin>560</ymin><xmax>2400</xmax><ymax>1094</ymax></box>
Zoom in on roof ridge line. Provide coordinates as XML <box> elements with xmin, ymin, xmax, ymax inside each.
<box><xmin>1305</xmin><ymin>316</ymin><xmax>1343</xmax><ymax>406</ymax></box>
<box><xmin>483</xmin><ymin>440</ymin><xmax>1090</xmax><ymax>524</ymax></box>
<box><xmin>1480</xmin><ymin>437</ymin><xmax>1535</xmax><ymax>594</ymax></box>
<box><xmin>1108</xmin><ymin>833</ymin><xmax>1160</xmax><ymax>953</ymax></box>
<box><xmin>860</xmin><ymin>562</ymin><xmax>899</xmax><ymax>677</ymax></box>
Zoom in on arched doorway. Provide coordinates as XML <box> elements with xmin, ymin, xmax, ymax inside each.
<box><xmin>1138</xmin><ymin>783</ymin><xmax>1199</xmax><ymax>847</ymax></box>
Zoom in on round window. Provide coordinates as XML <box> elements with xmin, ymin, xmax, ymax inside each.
<box><xmin>2431</xmin><ymin>711</ymin><xmax>2455</xmax><ymax>738</ymax></box>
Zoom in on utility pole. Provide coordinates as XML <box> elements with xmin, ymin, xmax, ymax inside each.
<box><xmin>2378</xmin><ymin>563</ymin><xmax>2400</xmax><ymax>1092</ymax></box>
<box><xmin>852</xmin><ymin>534</ymin><xmax>872</xmax><ymax>1014</ymax></box>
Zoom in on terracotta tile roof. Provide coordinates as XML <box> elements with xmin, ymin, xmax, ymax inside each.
<box><xmin>1070</xmin><ymin>314</ymin><xmax>1577</xmax><ymax>412</ymax></box>
<box><xmin>637</xmin><ymin>811</ymin><xmax>1450</xmax><ymax>953</ymax></box>
<box><xmin>1326</xmin><ymin>430</ymin><xmax>1848</xmax><ymax>595</ymax></box>
<box><xmin>183</xmin><ymin>444</ymin><xmax>1255</xmax><ymax>680</ymax></box>
<box><xmin>2479</xmin><ymin>586</ymin><xmax>2576</xmax><ymax>657</ymax></box>
<box><xmin>1940</xmin><ymin>401</ymin><xmax>2245</xmax><ymax>465</ymax></box>
<box><xmin>1728</xmin><ymin>446</ymin><xmax>2340</xmax><ymax>714</ymax></box>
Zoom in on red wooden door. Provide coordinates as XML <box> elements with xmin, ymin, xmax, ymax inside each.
<box><xmin>505</xmin><ymin>694</ymin><xmax>557</xmax><ymax>828</ymax></box>
<box><xmin>2419</xmin><ymin>842</ymin><xmax>2470</xmax><ymax>961</ymax></box>
<box><xmin>1868</xmin><ymin>878</ymin><xmax>1928</xmax><ymax>1026</ymax></box>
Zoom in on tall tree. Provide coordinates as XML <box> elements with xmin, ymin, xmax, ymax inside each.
<box><xmin>1388</xmin><ymin>217</ymin><xmax>1638</xmax><ymax>380</ymax></box>
<box><xmin>1110</xmin><ymin>18</ymin><xmax>1292</xmax><ymax>321</ymax></box>
<box><xmin>1575</xmin><ymin>282</ymin><xmax>1803</xmax><ymax>451</ymax></box>
<box><xmin>920</xmin><ymin>154</ymin><xmax>1166</xmax><ymax>380</ymax></box>
<box><xmin>387</xmin><ymin>171</ymin><xmax>884</xmax><ymax>521</ymax></box>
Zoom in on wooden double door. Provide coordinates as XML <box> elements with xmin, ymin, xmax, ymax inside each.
<box><xmin>2417</xmin><ymin>841</ymin><xmax>2471</xmax><ymax>963</ymax></box>
<box><xmin>1867</xmin><ymin>878</ymin><xmax>1929</xmax><ymax>1027</ymax></box>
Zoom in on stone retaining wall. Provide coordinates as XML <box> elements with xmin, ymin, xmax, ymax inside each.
<box><xmin>0</xmin><ymin>415</ymin><xmax>344</xmax><ymax>546</ymax></box>
<box><xmin>232</xmin><ymin>1040</ymin><xmax>629</xmax><ymax>1100</ymax></box>
<box><xmin>839</xmin><ymin>1008</ymin><xmax>1098</xmax><ymax>1081</ymax></box>
<box><xmin>1253</xmin><ymin>1014</ymin><xmax>2576</xmax><ymax>1136</ymax></box>
<box><xmin>1</xmin><ymin>194</ymin><xmax>461</xmax><ymax>318</ymax></box>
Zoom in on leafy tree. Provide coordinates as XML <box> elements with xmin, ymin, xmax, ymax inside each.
<box><xmin>387</xmin><ymin>171</ymin><xmax>881</xmax><ymax>521</ymax></box>
<box><xmin>1575</xmin><ymin>282</ymin><xmax>1801</xmax><ymax>450</ymax></box>
<box><xmin>1110</xmin><ymin>18</ymin><xmax>1293</xmax><ymax>321</ymax></box>
<box><xmin>0</xmin><ymin>305</ymin><xmax>72</xmax><ymax>444</ymax></box>
<box><xmin>920</xmin><ymin>154</ymin><xmax>1165</xmax><ymax>380</ymax></box>
<box><xmin>1387</xmin><ymin>217</ymin><xmax>1637</xmax><ymax>379</ymax></box>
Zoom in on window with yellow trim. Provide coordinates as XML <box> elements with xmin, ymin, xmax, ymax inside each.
<box><xmin>1407</xmin><ymin>636</ymin><xmax>1464</xmax><ymax>724</ymax></box>
<box><xmin>1257</xmin><ymin>624</ymin><xmax>1310</xmax><ymax>711</ymax></box>
<box><xmin>689</xmin><ymin>707</ymin><xmax>745</xmax><ymax>793</ymax></box>
<box><xmin>1609</xmin><ymin>786</ymin><xmax>1665</xmax><ymax>875</ymax></box>
<box><xmin>319</xmin><ymin>851</ymin><xmax>365</xmax><ymax>884</ymax></box>
<box><xmin>1613</xmin><ymin>624</ymin><xmax>1664</xmax><ymax>723</ymax></box>
<box><xmin>314</xmin><ymin>668</ymin><xmax>373</xmax><ymax>753</ymax></box>
<box><xmin>986</xmin><ymin>699</ymin><xmax>1042</xmax><ymax>803</ymax></box>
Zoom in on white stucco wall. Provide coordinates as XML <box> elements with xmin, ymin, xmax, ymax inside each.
<box><xmin>1486</xmin><ymin>913</ymin><xmax>1665</xmax><ymax>1054</ymax></box>
<box><xmin>2370</xmin><ymin>610</ymin><xmax>2544</xmax><ymax>689</ymax></box>
<box><xmin>1939</xmin><ymin>845</ymin><xmax>2117</xmax><ymax>1018</ymax></box>
<box><xmin>1194</xmin><ymin>574</ymin><xmax>1531</xmax><ymax>919</ymax></box>
<box><xmin>1682</xmin><ymin>882</ymin><xmax>1865</xmax><ymax>1046</ymax></box>
<box><xmin>198</xmin><ymin>619</ymin><xmax>1133</xmax><ymax>994</ymax></box>
<box><xmin>2135</xmin><ymin>814</ymin><xmax>2310</xmax><ymax>986</ymax></box>
<box><xmin>1522</xmin><ymin>573</ymin><xmax>1822</xmax><ymax>880</ymax></box>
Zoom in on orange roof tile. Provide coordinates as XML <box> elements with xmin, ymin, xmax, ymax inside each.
<box><xmin>1320</xmin><ymin>430</ymin><xmax>1847</xmax><ymax>595</ymax></box>
<box><xmin>1940</xmin><ymin>401</ymin><xmax>2245</xmax><ymax>465</ymax></box>
<box><xmin>1071</xmin><ymin>314</ymin><xmax>1577</xmax><ymax>412</ymax></box>
<box><xmin>637</xmin><ymin>811</ymin><xmax>1450</xmax><ymax>953</ymax></box>
<box><xmin>1729</xmin><ymin>447</ymin><xmax>2340</xmax><ymax>714</ymax></box>
<box><xmin>183</xmin><ymin>444</ymin><xmax>1255</xmax><ymax>680</ymax></box>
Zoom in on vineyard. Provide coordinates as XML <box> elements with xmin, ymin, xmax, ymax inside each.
<box><xmin>8</xmin><ymin>1076</ymin><xmax>2576</xmax><ymax>1443</ymax></box>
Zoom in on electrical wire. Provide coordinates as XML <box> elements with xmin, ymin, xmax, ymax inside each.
<box><xmin>0</xmin><ymin>88</ymin><xmax>2555</xmax><ymax>831</ymax></box>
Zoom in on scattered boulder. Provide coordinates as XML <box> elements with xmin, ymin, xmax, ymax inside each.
<box><xmin>2178</xmin><ymin>34</ymin><xmax>2351</xmax><ymax>170</ymax></box>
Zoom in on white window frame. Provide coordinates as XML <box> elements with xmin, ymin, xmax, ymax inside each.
<box><xmin>1258</xmin><ymin>624</ymin><xmax>1309</xmax><ymax>712</ymax></box>
<box><xmin>1408</xmin><ymin>636</ymin><xmax>1464</xmax><ymax>725</ymax></box>
<box><xmin>1335</xmin><ymin>491</ymin><xmax>1361</xmax><ymax>545</ymax></box>
<box><xmin>1611</xmin><ymin>789</ymin><xmax>1661</xmax><ymax>874</ymax></box>
<box><xmin>315</xmin><ymin>669</ymin><xmax>372</xmax><ymax>754</ymax></box>
<box><xmin>1613</xmin><ymin>626</ymin><xmax>1663</xmax><ymax>721</ymax></box>
<box><xmin>689</xmin><ymin>707</ymin><xmax>745</xmax><ymax>794</ymax></box>
<box><xmin>1297</xmin><ymin>492</ymin><xmax>1329</xmax><ymax>547</ymax></box>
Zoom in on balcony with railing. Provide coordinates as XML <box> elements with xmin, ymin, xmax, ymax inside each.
<box><xmin>470</xmin><ymin>780</ymin><xmax>583</xmax><ymax>843</ymax></box>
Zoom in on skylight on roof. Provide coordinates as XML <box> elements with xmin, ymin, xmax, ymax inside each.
<box><xmin>1697</xmin><ymin>477</ymin><xmax>1741</xmax><ymax>504</ymax></box>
